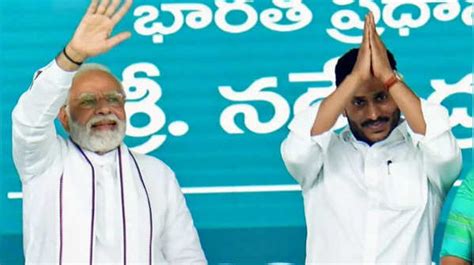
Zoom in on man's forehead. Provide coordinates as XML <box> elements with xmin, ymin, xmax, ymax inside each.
<box><xmin>77</xmin><ymin>90</ymin><xmax>124</xmax><ymax>98</ymax></box>
<box><xmin>71</xmin><ymin>86</ymin><xmax>124</xmax><ymax>100</ymax></box>
<box><xmin>352</xmin><ymin>87</ymin><xmax>386</xmax><ymax>99</ymax></box>
<box><xmin>70</xmin><ymin>70</ymin><xmax>123</xmax><ymax>96</ymax></box>
<box><xmin>74</xmin><ymin>69</ymin><xmax>120</xmax><ymax>84</ymax></box>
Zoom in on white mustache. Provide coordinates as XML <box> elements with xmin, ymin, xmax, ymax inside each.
<box><xmin>87</xmin><ymin>114</ymin><xmax>121</xmax><ymax>130</ymax></box>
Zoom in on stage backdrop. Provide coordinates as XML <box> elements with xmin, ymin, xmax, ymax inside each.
<box><xmin>0</xmin><ymin>0</ymin><xmax>472</xmax><ymax>264</ymax></box>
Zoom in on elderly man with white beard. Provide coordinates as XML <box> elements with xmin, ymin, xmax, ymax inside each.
<box><xmin>12</xmin><ymin>0</ymin><xmax>206</xmax><ymax>264</ymax></box>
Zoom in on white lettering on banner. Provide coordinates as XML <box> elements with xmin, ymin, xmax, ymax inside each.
<box><xmin>134</xmin><ymin>4</ymin><xmax>213</xmax><ymax>43</ymax></box>
<box><xmin>218</xmin><ymin>58</ymin><xmax>347</xmax><ymax>135</ymax></box>
<box><xmin>432</xmin><ymin>1</ymin><xmax>461</xmax><ymax>22</ymax></box>
<box><xmin>327</xmin><ymin>0</ymin><xmax>384</xmax><ymax>43</ymax></box>
<box><xmin>133</xmin><ymin>1</ymin><xmax>471</xmax><ymax>44</ymax></box>
<box><xmin>461</xmin><ymin>1</ymin><xmax>473</xmax><ymax>25</ymax></box>
<box><xmin>427</xmin><ymin>73</ymin><xmax>473</xmax><ymax>149</ymax></box>
<box><xmin>382</xmin><ymin>1</ymin><xmax>432</xmax><ymax>37</ymax></box>
<box><xmin>219</xmin><ymin>77</ymin><xmax>290</xmax><ymax>134</ymax></box>
<box><xmin>120</xmin><ymin>61</ymin><xmax>471</xmax><ymax>154</ymax></box>
<box><xmin>133</xmin><ymin>0</ymin><xmax>313</xmax><ymax>43</ymax></box>
<box><xmin>214</xmin><ymin>0</ymin><xmax>258</xmax><ymax>33</ymax></box>
<box><xmin>260</xmin><ymin>0</ymin><xmax>313</xmax><ymax>32</ymax></box>
<box><xmin>218</xmin><ymin>59</ymin><xmax>471</xmax><ymax>150</ymax></box>
<box><xmin>289</xmin><ymin>57</ymin><xmax>347</xmax><ymax>130</ymax></box>
<box><xmin>122</xmin><ymin>63</ymin><xmax>189</xmax><ymax>153</ymax></box>
<box><xmin>328</xmin><ymin>0</ymin><xmax>471</xmax><ymax>44</ymax></box>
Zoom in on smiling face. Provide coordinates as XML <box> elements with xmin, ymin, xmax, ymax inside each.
<box><xmin>344</xmin><ymin>78</ymin><xmax>401</xmax><ymax>145</ymax></box>
<box><xmin>59</xmin><ymin>68</ymin><xmax>127</xmax><ymax>153</ymax></box>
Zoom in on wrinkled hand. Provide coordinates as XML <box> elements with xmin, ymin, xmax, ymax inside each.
<box><xmin>351</xmin><ymin>14</ymin><xmax>372</xmax><ymax>83</ymax></box>
<box><xmin>67</xmin><ymin>0</ymin><xmax>133</xmax><ymax>62</ymax></box>
<box><xmin>367</xmin><ymin>12</ymin><xmax>393</xmax><ymax>82</ymax></box>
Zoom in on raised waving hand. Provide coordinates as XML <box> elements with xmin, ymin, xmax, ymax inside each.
<box><xmin>58</xmin><ymin>0</ymin><xmax>133</xmax><ymax>70</ymax></box>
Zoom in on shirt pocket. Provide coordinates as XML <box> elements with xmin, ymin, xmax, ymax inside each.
<box><xmin>382</xmin><ymin>161</ymin><xmax>426</xmax><ymax>211</ymax></box>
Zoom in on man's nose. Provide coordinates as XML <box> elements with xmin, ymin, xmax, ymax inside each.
<box><xmin>366</xmin><ymin>102</ymin><xmax>381</xmax><ymax>120</ymax></box>
<box><xmin>95</xmin><ymin>100</ymin><xmax>112</xmax><ymax>115</ymax></box>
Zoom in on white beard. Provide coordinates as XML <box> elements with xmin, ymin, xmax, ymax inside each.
<box><xmin>68</xmin><ymin>112</ymin><xmax>126</xmax><ymax>154</ymax></box>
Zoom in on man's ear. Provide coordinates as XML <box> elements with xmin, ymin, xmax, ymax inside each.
<box><xmin>58</xmin><ymin>106</ymin><xmax>70</xmax><ymax>132</ymax></box>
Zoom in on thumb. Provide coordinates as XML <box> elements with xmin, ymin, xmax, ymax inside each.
<box><xmin>106</xmin><ymin>31</ymin><xmax>132</xmax><ymax>50</ymax></box>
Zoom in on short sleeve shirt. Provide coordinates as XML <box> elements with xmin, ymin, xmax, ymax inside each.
<box><xmin>440</xmin><ymin>169</ymin><xmax>474</xmax><ymax>261</ymax></box>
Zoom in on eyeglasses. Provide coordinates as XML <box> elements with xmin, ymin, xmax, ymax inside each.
<box><xmin>75</xmin><ymin>91</ymin><xmax>126</xmax><ymax>109</ymax></box>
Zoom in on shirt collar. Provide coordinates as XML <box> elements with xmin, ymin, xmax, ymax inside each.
<box><xmin>83</xmin><ymin>148</ymin><xmax>117</xmax><ymax>166</ymax></box>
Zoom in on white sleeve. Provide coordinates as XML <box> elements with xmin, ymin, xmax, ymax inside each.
<box><xmin>161</xmin><ymin>170</ymin><xmax>207</xmax><ymax>264</ymax></box>
<box><xmin>12</xmin><ymin>60</ymin><xmax>76</xmax><ymax>182</ymax></box>
<box><xmin>281</xmin><ymin>104</ymin><xmax>333</xmax><ymax>191</ymax></box>
<box><xmin>406</xmin><ymin>99</ymin><xmax>462</xmax><ymax>195</ymax></box>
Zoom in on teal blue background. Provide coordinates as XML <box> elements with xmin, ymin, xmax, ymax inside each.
<box><xmin>1</xmin><ymin>0</ymin><xmax>472</xmax><ymax>263</ymax></box>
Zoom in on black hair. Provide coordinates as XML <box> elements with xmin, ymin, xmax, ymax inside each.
<box><xmin>335</xmin><ymin>48</ymin><xmax>397</xmax><ymax>87</ymax></box>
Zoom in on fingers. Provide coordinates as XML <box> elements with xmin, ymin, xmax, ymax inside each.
<box><xmin>362</xmin><ymin>14</ymin><xmax>369</xmax><ymax>45</ymax></box>
<box><xmin>359</xmin><ymin>13</ymin><xmax>371</xmax><ymax>55</ymax></box>
<box><xmin>367</xmin><ymin>12</ymin><xmax>378</xmax><ymax>54</ymax></box>
<box><xmin>370</xmin><ymin>12</ymin><xmax>375</xmax><ymax>28</ymax></box>
<box><xmin>366</xmin><ymin>12</ymin><xmax>392</xmax><ymax>79</ymax></box>
<box><xmin>365</xmin><ymin>14</ymin><xmax>371</xmax><ymax>48</ymax></box>
<box><xmin>368</xmin><ymin>12</ymin><xmax>385</xmax><ymax>49</ymax></box>
<box><xmin>111</xmin><ymin>0</ymin><xmax>133</xmax><ymax>24</ymax></box>
<box><xmin>352</xmin><ymin>13</ymin><xmax>372</xmax><ymax>81</ymax></box>
<box><xmin>86</xmin><ymin>0</ymin><xmax>100</xmax><ymax>15</ymax></box>
<box><xmin>367</xmin><ymin>12</ymin><xmax>377</xmax><ymax>73</ymax></box>
<box><xmin>106</xmin><ymin>31</ymin><xmax>132</xmax><ymax>49</ymax></box>
<box><xmin>96</xmin><ymin>0</ymin><xmax>111</xmax><ymax>15</ymax></box>
<box><xmin>87</xmin><ymin>0</ymin><xmax>129</xmax><ymax>19</ymax></box>
<box><xmin>105</xmin><ymin>0</ymin><xmax>121</xmax><ymax>17</ymax></box>
<box><xmin>366</xmin><ymin>12</ymin><xmax>374</xmax><ymax>43</ymax></box>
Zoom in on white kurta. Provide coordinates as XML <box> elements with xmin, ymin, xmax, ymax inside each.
<box><xmin>86</xmin><ymin>149</ymin><xmax>121</xmax><ymax>263</ymax></box>
<box><xmin>12</xmin><ymin>60</ymin><xmax>206</xmax><ymax>264</ymax></box>
<box><xmin>281</xmin><ymin>102</ymin><xmax>462</xmax><ymax>264</ymax></box>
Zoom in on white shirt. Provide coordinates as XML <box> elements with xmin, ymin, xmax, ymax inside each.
<box><xmin>12</xmin><ymin>60</ymin><xmax>206</xmax><ymax>264</ymax></box>
<box><xmin>281</xmin><ymin>102</ymin><xmax>462</xmax><ymax>264</ymax></box>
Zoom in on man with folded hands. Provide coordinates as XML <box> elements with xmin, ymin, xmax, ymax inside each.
<box><xmin>281</xmin><ymin>12</ymin><xmax>462</xmax><ymax>263</ymax></box>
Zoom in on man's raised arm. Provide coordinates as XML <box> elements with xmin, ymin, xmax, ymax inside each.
<box><xmin>367</xmin><ymin>12</ymin><xmax>426</xmax><ymax>135</ymax></box>
<box><xmin>12</xmin><ymin>0</ymin><xmax>133</xmax><ymax>181</ymax></box>
<box><xmin>367</xmin><ymin>12</ymin><xmax>460</xmax><ymax>193</ymax></box>
<box><xmin>310</xmin><ymin>14</ymin><xmax>373</xmax><ymax>136</ymax></box>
